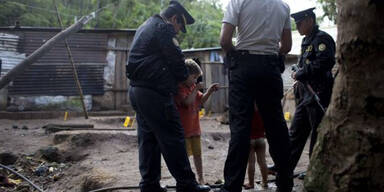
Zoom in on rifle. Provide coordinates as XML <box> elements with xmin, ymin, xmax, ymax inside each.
<box><xmin>291</xmin><ymin>64</ymin><xmax>326</xmax><ymax>113</ymax></box>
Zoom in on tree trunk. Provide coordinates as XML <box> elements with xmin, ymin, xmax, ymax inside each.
<box><xmin>304</xmin><ymin>1</ymin><xmax>384</xmax><ymax>192</ymax></box>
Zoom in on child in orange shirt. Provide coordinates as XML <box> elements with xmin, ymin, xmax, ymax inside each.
<box><xmin>174</xmin><ymin>59</ymin><xmax>219</xmax><ymax>184</ymax></box>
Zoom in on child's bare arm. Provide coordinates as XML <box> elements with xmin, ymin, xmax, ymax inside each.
<box><xmin>201</xmin><ymin>83</ymin><xmax>219</xmax><ymax>104</ymax></box>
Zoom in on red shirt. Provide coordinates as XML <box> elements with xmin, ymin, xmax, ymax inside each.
<box><xmin>174</xmin><ymin>84</ymin><xmax>203</xmax><ymax>137</ymax></box>
<box><xmin>250</xmin><ymin>110</ymin><xmax>265</xmax><ymax>139</ymax></box>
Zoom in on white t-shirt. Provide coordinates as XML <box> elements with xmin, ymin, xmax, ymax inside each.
<box><xmin>223</xmin><ymin>0</ymin><xmax>291</xmax><ymax>55</ymax></box>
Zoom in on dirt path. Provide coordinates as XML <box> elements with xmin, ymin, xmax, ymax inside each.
<box><xmin>0</xmin><ymin>115</ymin><xmax>309</xmax><ymax>192</ymax></box>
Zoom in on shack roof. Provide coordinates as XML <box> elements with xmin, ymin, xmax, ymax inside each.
<box><xmin>0</xmin><ymin>26</ymin><xmax>136</xmax><ymax>33</ymax></box>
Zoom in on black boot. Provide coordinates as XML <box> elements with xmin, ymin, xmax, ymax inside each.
<box><xmin>176</xmin><ymin>182</ymin><xmax>211</xmax><ymax>192</ymax></box>
<box><xmin>141</xmin><ymin>185</ymin><xmax>167</xmax><ymax>192</ymax></box>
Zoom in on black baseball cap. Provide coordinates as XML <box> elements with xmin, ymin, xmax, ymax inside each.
<box><xmin>168</xmin><ymin>0</ymin><xmax>195</xmax><ymax>33</ymax></box>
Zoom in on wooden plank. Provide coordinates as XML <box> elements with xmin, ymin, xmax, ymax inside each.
<box><xmin>114</xmin><ymin>35</ymin><xmax>129</xmax><ymax>109</ymax></box>
<box><xmin>204</xmin><ymin>62</ymin><xmax>213</xmax><ymax>111</ymax></box>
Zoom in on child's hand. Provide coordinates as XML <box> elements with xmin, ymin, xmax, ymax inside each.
<box><xmin>207</xmin><ymin>83</ymin><xmax>219</xmax><ymax>93</ymax></box>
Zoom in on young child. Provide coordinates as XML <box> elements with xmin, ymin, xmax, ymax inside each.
<box><xmin>174</xmin><ymin>59</ymin><xmax>219</xmax><ymax>184</ymax></box>
<box><xmin>244</xmin><ymin>104</ymin><xmax>268</xmax><ymax>189</ymax></box>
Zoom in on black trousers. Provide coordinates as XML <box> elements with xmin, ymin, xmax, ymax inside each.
<box><xmin>129</xmin><ymin>87</ymin><xmax>196</xmax><ymax>192</ymax></box>
<box><xmin>289</xmin><ymin>98</ymin><xmax>325</xmax><ymax>173</ymax></box>
<box><xmin>222</xmin><ymin>54</ymin><xmax>292</xmax><ymax>192</ymax></box>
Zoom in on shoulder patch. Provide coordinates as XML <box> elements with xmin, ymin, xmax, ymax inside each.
<box><xmin>319</xmin><ymin>43</ymin><xmax>326</xmax><ymax>51</ymax></box>
<box><xmin>172</xmin><ymin>38</ymin><xmax>179</xmax><ymax>47</ymax></box>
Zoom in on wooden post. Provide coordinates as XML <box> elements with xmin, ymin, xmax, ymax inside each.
<box><xmin>54</xmin><ymin>1</ymin><xmax>89</xmax><ymax>119</ymax></box>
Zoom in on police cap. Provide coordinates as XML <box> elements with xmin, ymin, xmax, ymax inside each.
<box><xmin>168</xmin><ymin>0</ymin><xmax>195</xmax><ymax>33</ymax></box>
<box><xmin>291</xmin><ymin>7</ymin><xmax>316</xmax><ymax>23</ymax></box>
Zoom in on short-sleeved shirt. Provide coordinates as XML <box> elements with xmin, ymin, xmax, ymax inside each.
<box><xmin>250</xmin><ymin>110</ymin><xmax>265</xmax><ymax>139</ymax></box>
<box><xmin>223</xmin><ymin>0</ymin><xmax>291</xmax><ymax>55</ymax></box>
<box><xmin>174</xmin><ymin>83</ymin><xmax>203</xmax><ymax>137</ymax></box>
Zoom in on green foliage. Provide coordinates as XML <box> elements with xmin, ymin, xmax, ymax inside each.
<box><xmin>290</xmin><ymin>19</ymin><xmax>296</xmax><ymax>31</ymax></box>
<box><xmin>0</xmin><ymin>0</ymin><xmax>223</xmax><ymax>49</ymax></box>
<box><xmin>178</xmin><ymin>0</ymin><xmax>223</xmax><ymax>48</ymax></box>
<box><xmin>317</xmin><ymin>0</ymin><xmax>337</xmax><ymax>23</ymax></box>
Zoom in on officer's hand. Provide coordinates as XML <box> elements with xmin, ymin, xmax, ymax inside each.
<box><xmin>291</xmin><ymin>72</ymin><xmax>297</xmax><ymax>80</ymax></box>
<box><xmin>208</xmin><ymin>83</ymin><xmax>219</xmax><ymax>93</ymax></box>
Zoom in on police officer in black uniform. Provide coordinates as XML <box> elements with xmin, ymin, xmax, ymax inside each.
<box><xmin>126</xmin><ymin>1</ymin><xmax>211</xmax><ymax>192</ymax></box>
<box><xmin>287</xmin><ymin>8</ymin><xmax>335</xmax><ymax>178</ymax></box>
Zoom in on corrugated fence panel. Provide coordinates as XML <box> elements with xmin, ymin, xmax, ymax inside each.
<box><xmin>3</xmin><ymin>31</ymin><xmax>108</xmax><ymax>96</ymax></box>
<box><xmin>8</xmin><ymin>64</ymin><xmax>105</xmax><ymax>96</ymax></box>
<box><xmin>21</xmin><ymin>31</ymin><xmax>107</xmax><ymax>64</ymax></box>
<box><xmin>0</xmin><ymin>33</ymin><xmax>26</xmax><ymax>76</ymax></box>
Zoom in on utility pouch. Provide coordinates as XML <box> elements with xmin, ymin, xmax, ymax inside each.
<box><xmin>227</xmin><ymin>50</ymin><xmax>239</xmax><ymax>70</ymax></box>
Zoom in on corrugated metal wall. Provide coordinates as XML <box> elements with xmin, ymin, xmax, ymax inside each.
<box><xmin>1</xmin><ymin>31</ymin><xmax>107</xmax><ymax>96</ymax></box>
<box><xmin>0</xmin><ymin>33</ymin><xmax>25</xmax><ymax>76</ymax></box>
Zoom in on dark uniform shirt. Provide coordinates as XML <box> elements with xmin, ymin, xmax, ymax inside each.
<box><xmin>126</xmin><ymin>15</ymin><xmax>188</xmax><ymax>96</ymax></box>
<box><xmin>295</xmin><ymin>25</ymin><xmax>336</xmax><ymax>106</ymax></box>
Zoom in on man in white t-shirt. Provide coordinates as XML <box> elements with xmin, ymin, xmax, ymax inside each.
<box><xmin>217</xmin><ymin>0</ymin><xmax>293</xmax><ymax>191</ymax></box>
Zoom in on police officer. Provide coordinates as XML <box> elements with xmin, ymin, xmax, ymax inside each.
<box><xmin>126</xmin><ymin>1</ymin><xmax>210</xmax><ymax>192</ymax></box>
<box><xmin>289</xmin><ymin>7</ymin><xmax>335</xmax><ymax>178</ymax></box>
<box><xmin>217</xmin><ymin>0</ymin><xmax>293</xmax><ymax>191</ymax></box>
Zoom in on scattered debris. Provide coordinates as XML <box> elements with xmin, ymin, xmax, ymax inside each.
<box><xmin>0</xmin><ymin>152</ymin><xmax>19</xmax><ymax>165</ymax></box>
<box><xmin>15</xmin><ymin>183</ymin><xmax>31</xmax><ymax>192</ymax></box>
<box><xmin>22</xmin><ymin>125</ymin><xmax>29</xmax><ymax>130</ymax></box>
<box><xmin>36</xmin><ymin>146</ymin><xmax>62</xmax><ymax>163</ymax></box>
<box><xmin>12</xmin><ymin>125</ymin><xmax>18</xmax><ymax>129</ymax></box>
<box><xmin>34</xmin><ymin>164</ymin><xmax>49</xmax><ymax>176</ymax></box>
<box><xmin>0</xmin><ymin>174</ymin><xmax>16</xmax><ymax>188</ymax></box>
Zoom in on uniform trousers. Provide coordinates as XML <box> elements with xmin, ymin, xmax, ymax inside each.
<box><xmin>222</xmin><ymin>54</ymin><xmax>293</xmax><ymax>192</ymax></box>
<box><xmin>289</xmin><ymin>94</ymin><xmax>326</xmax><ymax>173</ymax></box>
<box><xmin>129</xmin><ymin>87</ymin><xmax>196</xmax><ymax>192</ymax></box>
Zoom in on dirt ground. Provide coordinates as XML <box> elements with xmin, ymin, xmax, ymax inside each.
<box><xmin>0</xmin><ymin>114</ymin><xmax>310</xmax><ymax>192</ymax></box>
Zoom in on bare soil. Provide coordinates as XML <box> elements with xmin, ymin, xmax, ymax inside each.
<box><xmin>0</xmin><ymin>114</ymin><xmax>309</xmax><ymax>192</ymax></box>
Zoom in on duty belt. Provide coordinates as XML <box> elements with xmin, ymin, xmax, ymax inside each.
<box><xmin>237</xmin><ymin>50</ymin><xmax>278</xmax><ymax>56</ymax></box>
